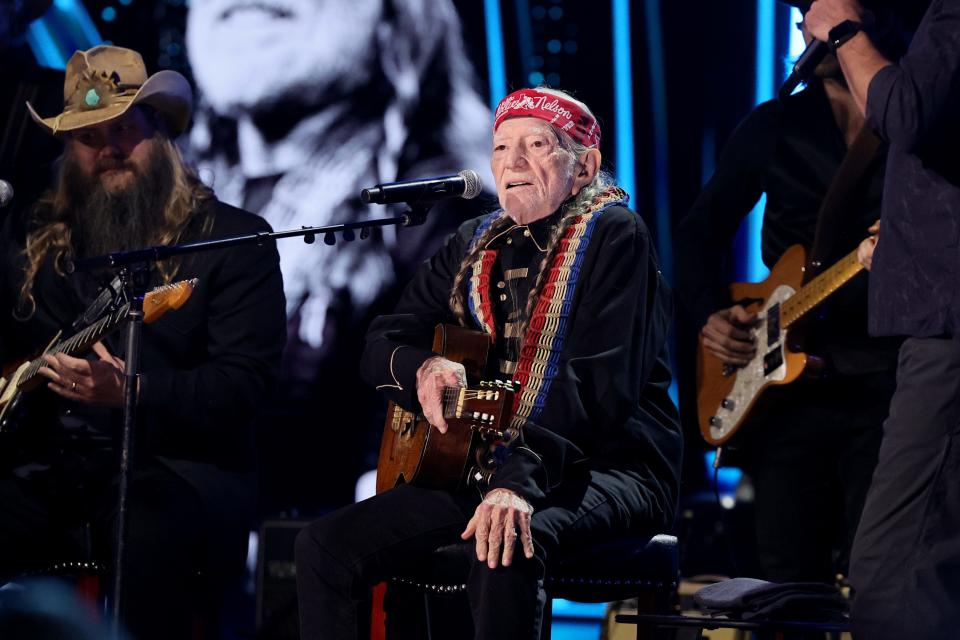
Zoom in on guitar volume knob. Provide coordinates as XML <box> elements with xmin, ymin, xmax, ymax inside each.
<box><xmin>709</xmin><ymin>416</ymin><xmax>723</xmax><ymax>428</ymax></box>
<box><xmin>721</xmin><ymin>399</ymin><xmax>735</xmax><ymax>410</ymax></box>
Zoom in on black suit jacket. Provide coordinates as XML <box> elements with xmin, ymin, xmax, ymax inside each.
<box><xmin>0</xmin><ymin>198</ymin><xmax>287</xmax><ymax>576</ymax></box>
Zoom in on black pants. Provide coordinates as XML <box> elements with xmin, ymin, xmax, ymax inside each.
<box><xmin>850</xmin><ymin>336</ymin><xmax>960</xmax><ymax>640</ymax></box>
<box><xmin>738</xmin><ymin>371</ymin><xmax>893</xmax><ymax>582</ymax></box>
<box><xmin>295</xmin><ymin>475</ymin><xmax>630</xmax><ymax>640</ymax></box>
<box><xmin>0</xmin><ymin>458</ymin><xmax>208</xmax><ymax>640</ymax></box>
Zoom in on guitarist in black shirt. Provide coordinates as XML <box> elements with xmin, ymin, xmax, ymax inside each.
<box><xmin>675</xmin><ymin>1</ymin><xmax>912</xmax><ymax>584</ymax></box>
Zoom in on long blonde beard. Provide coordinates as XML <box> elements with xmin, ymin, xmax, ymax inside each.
<box><xmin>16</xmin><ymin>137</ymin><xmax>213</xmax><ymax>319</ymax></box>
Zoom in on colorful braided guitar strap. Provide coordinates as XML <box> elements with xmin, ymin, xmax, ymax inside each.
<box><xmin>465</xmin><ymin>186</ymin><xmax>629</xmax><ymax>432</ymax></box>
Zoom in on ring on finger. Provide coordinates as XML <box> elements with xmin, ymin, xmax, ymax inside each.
<box><xmin>71</xmin><ymin>381</ymin><xmax>77</xmax><ymax>391</ymax></box>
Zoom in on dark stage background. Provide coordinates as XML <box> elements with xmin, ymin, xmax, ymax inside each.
<box><xmin>6</xmin><ymin>0</ymin><xmax>805</xmax><ymax>526</ymax></box>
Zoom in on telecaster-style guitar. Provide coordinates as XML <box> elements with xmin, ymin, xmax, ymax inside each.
<box><xmin>375</xmin><ymin>324</ymin><xmax>517</xmax><ymax>493</ymax></box>
<box><xmin>698</xmin><ymin>244</ymin><xmax>865</xmax><ymax>446</ymax></box>
<box><xmin>0</xmin><ymin>278</ymin><xmax>197</xmax><ymax>431</ymax></box>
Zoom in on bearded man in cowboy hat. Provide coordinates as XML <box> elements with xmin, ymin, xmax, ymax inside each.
<box><xmin>0</xmin><ymin>45</ymin><xmax>286</xmax><ymax>639</ymax></box>
<box><xmin>293</xmin><ymin>87</ymin><xmax>682</xmax><ymax>639</ymax></box>
<box><xmin>675</xmin><ymin>0</ymin><xmax>917</xmax><ymax>586</ymax></box>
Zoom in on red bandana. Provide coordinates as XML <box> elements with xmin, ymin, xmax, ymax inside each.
<box><xmin>494</xmin><ymin>89</ymin><xmax>601</xmax><ymax>149</ymax></box>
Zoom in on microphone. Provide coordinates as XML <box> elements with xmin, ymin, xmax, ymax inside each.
<box><xmin>779</xmin><ymin>40</ymin><xmax>829</xmax><ymax>101</ymax></box>
<box><xmin>0</xmin><ymin>180</ymin><xmax>13</xmax><ymax>208</ymax></box>
<box><xmin>361</xmin><ymin>170</ymin><xmax>482</xmax><ymax>205</ymax></box>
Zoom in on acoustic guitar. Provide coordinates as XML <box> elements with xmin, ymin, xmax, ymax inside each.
<box><xmin>0</xmin><ymin>278</ymin><xmax>197</xmax><ymax>431</ymax></box>
<box><xmin>371</xmin><ymin>323</ymin><xmax>517</xmax><ymax>640</ymax></box>
<box><xmin>375</xmin><ymin>323</ymin><xmax>517</xmax><ymax>493</ymax></box>
<box><xmin>697</xmin><ymin>244</ymin><xmax>865</xmax><ymax>446</ymax></box>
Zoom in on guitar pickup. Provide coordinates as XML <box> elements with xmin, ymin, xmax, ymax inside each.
<box><xmin>763</xmin><ymin>348</ymin><xmax>784</xmax><ymax>375</ymax></box>
<box><xmin>766</xmin><ymin>303</ymin><xmax>781</xmax><ymax>344</ymax></box>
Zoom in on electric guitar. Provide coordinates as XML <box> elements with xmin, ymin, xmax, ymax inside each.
<box><xmin>375</xmin><ymin>324</ymin><xmax>517</xmax><ymax>493</ymax></box>
<box><xmin>0</xmin><ymin>278</ymin><xmax>197</xmax><ymax>431</ymax></box>
<box><xmin>698</xmin><ymin>244</ymin><xmax>865</xmax><ymax>446</ymax></box>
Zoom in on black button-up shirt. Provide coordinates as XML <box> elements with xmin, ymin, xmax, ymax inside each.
<box><xmin>486</xmin><ymin>211</ymin><xmax>560</xmax><ymax>378</ymax></box>
<box><xmin>865</xmin><ymin>0</ymin><xmax>960</xmax><ymax>337</ymax></box>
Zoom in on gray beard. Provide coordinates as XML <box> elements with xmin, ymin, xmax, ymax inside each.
<box><xmin>64</xmin><ymin>146</ymin><xmax>174</xmax><ymax>260</ymax></box>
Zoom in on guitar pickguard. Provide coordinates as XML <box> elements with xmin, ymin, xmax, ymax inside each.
<box><xmin>707</xmin><ymin>285</ymin><xmax>795</xmax><ymax>443</ymax></box>
<box><xmin>0</xmin><ymin>363</ymin><xmax>30</xmax><ymax>432</ymax></box>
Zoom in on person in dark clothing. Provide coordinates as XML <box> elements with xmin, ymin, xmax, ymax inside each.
<box><xmin>294</xmin><ymin>87</ymin><xmax>682</xmax><ymax>640</ymax></box>
<box><xmin>806</xmin><ymin>0</ymin><xmax>960</xmax><ymax>637</ymax></box>
<box><xmin>674</xmin><ymin>1</ymin><xmax>910</xmax><ymax>583</ymax></box>
<box><xmin>0</xmin><ymin>45</ymin><xmax>286</xmax><ymax>640</ymax></box>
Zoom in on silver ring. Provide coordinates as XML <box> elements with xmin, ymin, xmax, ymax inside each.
<box><xmin>71</xmin><ymin>381</ymin><xmax>77</xmax><ymax>391</ymax></box>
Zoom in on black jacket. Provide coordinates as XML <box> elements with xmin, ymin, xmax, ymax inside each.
<box><xmin>361</xmin><ymin>205</ymin><xmax>682</xmax><ymax>533</ymax></box>
<box><xmin>0</xmin><ymin>198</ymin><xmax>287</xmax><ymax>573</ymax></box>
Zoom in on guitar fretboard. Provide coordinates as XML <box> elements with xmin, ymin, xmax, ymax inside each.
<box><xmin>780</xmin><ymin>249</ymin><xmax>864</xmax><ymax>328</ymax></box>
<box><xmin>18</xmin><ymin>303</ymin><xmax>131</xmax><ymax>389</ymax></box>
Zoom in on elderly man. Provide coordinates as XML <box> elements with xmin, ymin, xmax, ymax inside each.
<box><xmin>805</xmin><ymin>1</ymin><xmax>960</xmax><ymax>638</ymax></box>
<box><xmin>0</xmin><ymin>46</ymin><xmax>286</xmax><ymax>639</ymax></box>
<box><xmin>294</xmin><ymin>87</ymin><xmax>682</xmax><ymax>639</ymax></box>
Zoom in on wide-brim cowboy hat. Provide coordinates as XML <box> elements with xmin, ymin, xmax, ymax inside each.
<box><xmin>26</xmin><ymin>45</ymin><xmax>192</xmax><ymax>137</ymax></box>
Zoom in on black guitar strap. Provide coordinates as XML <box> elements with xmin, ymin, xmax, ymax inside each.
<box><xmin>805</xmin><ymin>125</ymin><xmax>884</xmax><ymax>283</ymax></box>
<box><xmin>71</xmin><ymin>275</ymin><xmax>124</xmax><ymax>332</ymax></box>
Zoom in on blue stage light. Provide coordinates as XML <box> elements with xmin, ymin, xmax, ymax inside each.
<box><xmin>483</xmin><ymin>0</ymin><xmax>508</xmax><ymax>107</ymax></box>
<box><xmin>26</xmin><ymin>0</ymin><xmax>103</xmax><ymax>69</ymax></box>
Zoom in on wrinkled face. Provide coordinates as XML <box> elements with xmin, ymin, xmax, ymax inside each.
<box><xmin>66</xmin><ymin>108</ymin><xmax>159</xmax><ymax>193</ymax></box>
<box><xmin>491</xmin><ymin>117</ymin><xmax>577</xmax><ymax>224</ymax></box>
<box><xmin>187</xmin><ymin>0</ymin><xmax>382</xmax><ymax>115</ymax></box>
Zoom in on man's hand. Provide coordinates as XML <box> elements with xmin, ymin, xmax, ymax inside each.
<box><xmin>415</xmin><ymin>356</ymin><xmax>466</xmax><ymax>433</ymax></box>
<box><xmin>857</xmin><ymin>219</ymin><xmax>881</xmax><ymax>271</ymax></box>
<box><xmin>805</xmin><ymin>0</ymin><xmax>868</xmax><ymax>42</ymax></box>
<box><xmin>701</xmin><ymin>305</ymin><xmax>760</xmax><ymax>366</ymax></box>
<box><xmin>38</xmin><ymin>342</ymin><xmax>125</xmax><ymax>406</ymax></box>
<box><xmin>461</xmin><ymin>488</ymin><xmax>535</xmax><ymax>569</ymax></box>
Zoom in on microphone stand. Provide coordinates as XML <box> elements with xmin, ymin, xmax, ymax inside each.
<box><xmin>70</xmin><ymin>205</ymin><xmax>432</xmax><ymax>638</ymax></box>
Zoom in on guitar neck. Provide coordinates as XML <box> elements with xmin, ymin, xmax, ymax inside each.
<box><xmin>781</xmin><ymin>248</ymin><xmax>864</xmax><ymax>328</ymax></box>
<box><xmin>18</xmin><ymin>303</ymin><xmax>131</xmax><ymax>389</ymax></box>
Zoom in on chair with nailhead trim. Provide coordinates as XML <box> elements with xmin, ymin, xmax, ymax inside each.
<box><xmin>377</xmin><ymin>533</ymin><xmax>679</xmax><ymax>640</ymax></box>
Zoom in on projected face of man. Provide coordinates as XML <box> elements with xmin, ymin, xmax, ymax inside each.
<box><xmin>187</xmin><ymin>0</ymin><xmax>383</xmax><ymax>115</ymax></box>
